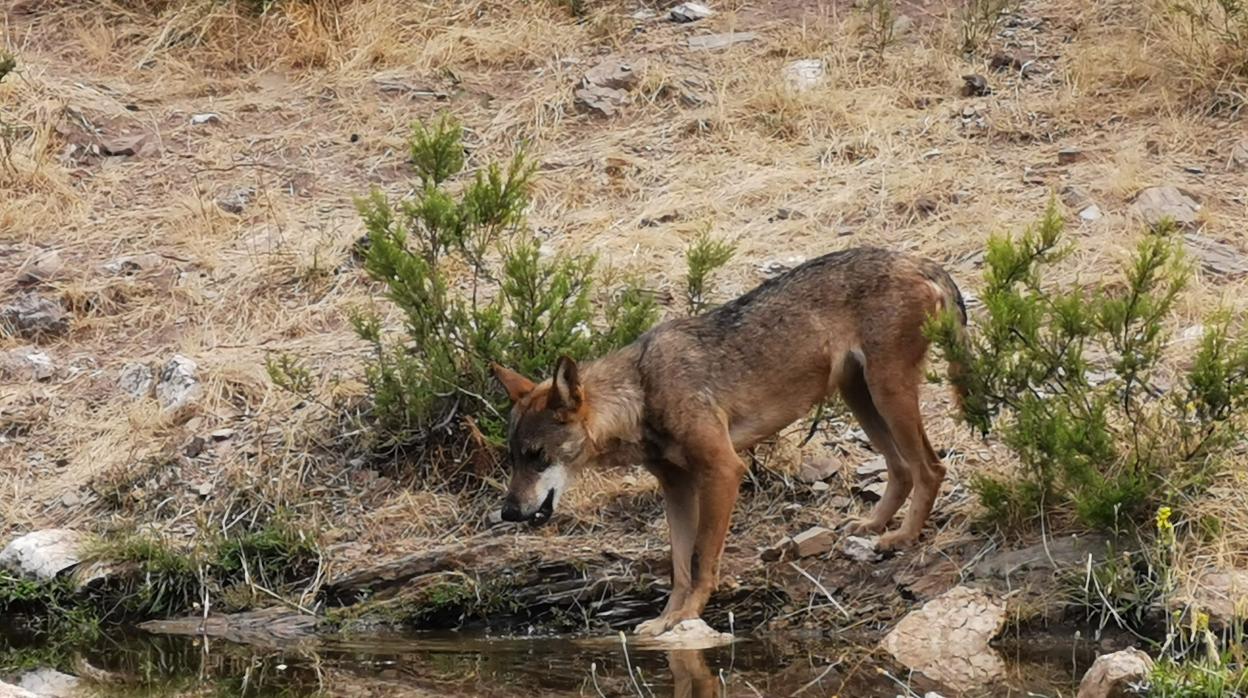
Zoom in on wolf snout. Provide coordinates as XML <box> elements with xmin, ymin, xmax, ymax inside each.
<box><xmin>532</xmin><ymin>488</ymin><xmax>556</xmax><ymax>523</ymax></box>
<box><xmin>499</xmin><ymin>489</ymin><xmax>557</xmax><ymax>524</ymax></box>
<box><xmin>500</xmin><ymin>498</ymin><xmax>526</xmax><ymax>522</ymax></box>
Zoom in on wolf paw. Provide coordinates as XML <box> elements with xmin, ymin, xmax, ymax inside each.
<box><xmin>847</xmin><ymin>518</ymin><xmax>886</xmax><ymax>536</ymax></box>
<box><xmin>877</xmin><ymin>529</ymin><xmax>918</xmax><ymax>551</ymax></box>
<box><xmin>634</xmin><ymin>615</ymin><xmax>674</xmax><ymax>637</ymax></box>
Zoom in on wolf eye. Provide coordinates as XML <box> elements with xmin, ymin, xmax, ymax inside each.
<box><xmin>523</xmin><ymin>447</ymin><xmax>543</xmax><ymax>461</ymax></box>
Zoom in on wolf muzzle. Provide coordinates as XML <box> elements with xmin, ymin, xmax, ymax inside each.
<box><xmin>500</xmin><ymin>488</ymin><xmax>556</xmax><ymax>524</ymax></box>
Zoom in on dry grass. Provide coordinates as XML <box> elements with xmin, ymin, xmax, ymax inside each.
<box><xmin>2</xmin><ymin>0</ymin><xmax>1247</xmax><ymax>592</ymax></box>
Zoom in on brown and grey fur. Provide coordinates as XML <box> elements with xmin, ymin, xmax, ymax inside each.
<box><xmin>492</xmin><ymin>247</ymin><xmax>968</xmax><ymax>636</ymax></box>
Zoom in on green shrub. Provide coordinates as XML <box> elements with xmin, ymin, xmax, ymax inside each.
<box><xmin>927</xmin><ymin>201</ymin><xmax>1248</xmax><ymax>532</ymax></box>
<box><xmin>317</xmin><ymin>114</ymin><xmax>657</xmax><ymax>453</ymax></box>
<box><xmin>861</xmin><ymin>0</ymin><xmax>898</xmax><ymax>57</ymax></box>
<box><xmin>0</xmin><ymin>52</ymin><xmax>14</xmax><ymax>83</ymax></box>
<box><xmin>684</xmin><ymin>231</ymin><xmax>736</xmax><ymax>315</ymax></box>
<box><xmin>1164</xmin><ymin>0</ymin><xmax>1248</xmax><ymax>109</ymax></box>
<box><xmin>1152</xmin><ymin>654</ymin><xmax>1248</xmax><ymax>697</ymax></box>
<box><xmin>956</xmin><ymin>0</ymin><xmax>1016</xmax><ymax>55</ymax></box>
<box><xmin>213</xmin><ymin>516</ymin><xmax>320</xmax><ymax>588</ymax></box>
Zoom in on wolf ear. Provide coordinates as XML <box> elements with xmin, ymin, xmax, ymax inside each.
<box><xmin>491</xmin><ymin>362</ymin><xmax>536</xmax><ymax>403</ymax></box>
<box><xmin>549</xmin><ymin>355</ymin><xmax>583</xmax><ymax>412</ymax></box>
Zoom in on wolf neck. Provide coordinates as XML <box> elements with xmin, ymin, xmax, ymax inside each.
<box><xmin>580</xmin><ymin>344</ymin><xmax>645</xmax><ymax>452</ymax></box>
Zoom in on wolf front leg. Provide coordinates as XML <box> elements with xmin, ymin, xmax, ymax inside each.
<box><xmin>679</xmin><ymin>447</ymin><xmax>744</xmax><ymax>624</ymax></box>
<box><xmin>635</xmin><ymin>465</ymin><xmax>699</xmax><ymax>637</ymax></box>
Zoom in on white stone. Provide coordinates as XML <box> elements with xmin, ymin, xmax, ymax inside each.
<box><xmin>156</xmin><ymin>354</ymin><xmax>201</xmax><ymax>411</ymax></box>
<box><xmin>0</xmin><ymin>529</ymin><xmax>85</xmax><ymax>581</ymax></box>
<box><xmin>118</xmin><ymin>361</ymin><xmax>155</xmax><ymax>398</ymax></box>
<box><xmin>1079</xmin><ymin>204</ymin><xmax>1102</xmax><ymax>221</ymax></box>
<box><xmin>882</xmin><ymin>586</ymin><xmax>1007</xmax><ymax>692</ymax></box>
<box><xmin>0</xmin><ymin>680</ymin><xmax>38</xmax><ymax>698</ymax></box>
<box><xmin>1076</xmin><ymin>648</ymin><xmax>1153</xmax><ymax>698</ymax></box>
<box><xmin>670</xmin><ymin>2</ymin><xmax>713</xmax><ymax>22</ymax></box>
<box><xmin>641</xmin><ymin>618</ymin><xmax>733</xmax><ymax>649</ymax></box>
<box><xmin>784</xmin><ymin>59</ymin><xmax>824</xmax><ymax>91</ymax></box>
<box><xmin>17</xmin><ymin>669</ymin><xmax>79</xmax><ymax>698</ymax></box>
<box><xmin>687</xmin><ymin>32</ymin><xmax>757</xmax><ymax>50</ymax></box>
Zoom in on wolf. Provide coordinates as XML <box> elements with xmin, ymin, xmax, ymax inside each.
<box><xmin>491</xmin><ymin>247</ymin><xmax>968</xmax><ymax>635</ymax></box>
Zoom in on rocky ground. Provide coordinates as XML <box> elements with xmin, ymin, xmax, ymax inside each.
<box><xmin>3</xmin><ymin>0</ymin><xmax>1248</xmax><ymax>694</ymax></box>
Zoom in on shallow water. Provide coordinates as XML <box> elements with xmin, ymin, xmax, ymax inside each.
<box><xmin>1</xmin><ymin>620</ymin><xmax>1105</xmax><ymax>697</ymax></box>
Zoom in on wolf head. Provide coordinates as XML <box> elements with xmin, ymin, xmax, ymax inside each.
<box><xmin>490</xmin><ymin>356</ymin><xmax>594</xmax><ymax>523</ymax></box>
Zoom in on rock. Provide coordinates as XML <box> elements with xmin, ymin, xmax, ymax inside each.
<box><xmin>0</xmin><ymin>529</ymin><xmax>85</xmax><ymax>581</ymax></box>
<box><xmin>974</xmin><ymin>534</ymin><xmax>1110</xmax><ymax>580</ymax></box>
<box><xmin>217</xmin><ymin>186</ymin><xmax>255</xmax><ymax>214</ymax></box>
<box><xmin>639</xmin><ymin>618</ymin><xmax>733</xmax><ymax>650</ymax></box>
<box><xmin>1062</xmin><ymin>184</ymin><xmax>1094</xmax><ymax>209</ymax></box>
<box><xmin>60</xmin><ymin>492</ymin><xmax>80</xmax><ymax>508</ymax></box>
<box><xmin>99</xmin><ymin>132</ymin><xmax>157</xmax><ymax>158</ymax></box>
<box><xmin>1231</xmin><ymin>139</ymin><xmax>1248</xmax><ymax>170</ymax></box>
<box><xmin>118</xmin><ymin>361</ymin><xmax>155</xmax><ymax>398</ymax></box>
<box><xmin>584</xmin><ymin>56</ymin><xmax>645</xmax><ymax>91</ymax></box>
<box><xmin>1130</xmin><ymin>186</ymin><xmax>1200</xmax><ymax>228</ymax></box>
<box><xmin>195</xmin><ymin>482</ymin><xmax>214</xmax><ymax>497</ymax></box>
<box><xmin>156</xmin><ymin>354</ymin><xmax>201</xmax><ymax>411</ymax></box>
<box><xmin>910</xmin><ymin>195</ymin><xmax>940</xmax><ymax>217</ymax></box>
<box><xmin>0</xmin><ymin>680</ymin><xmax>38</xmax><ymax>698</ymax></box>
<box><xmin>1175</xmin><ymin>324</ymin><xmax>1205</xmax><ymax>343</ymax></box>
<box><xmin>632</xmin><ymin>8</ymin><xmax>657</xmax><ymax>20</ymax></box>
<box><xmin>1</xmin><ymin>293</ymin><xmax>69</xmax><ymax>340</ymax></box>
<box><xmin>1080</xmin><ymin>204</ymin><xmax>1103</xmax><ymax>221</ymax></box>
<box><xmin>882</xmin><ymin>585</ymin><xmax>1007</xmax><ymax>692</ymax></box>
<box><xmin>1170</xmin><ymin>568</ymin><xmax>1248</xmax><ymax>628</ymax></box>
<box><xmin>575</xmin><ymin>84</ymin><xmax>630</xmax><ymax>117</ymax></box>
<box><xmin>757</xmin><ymin>256</ymin><xmax>805</xmax><ymax>278</ymax></box>
<box><xmin>784</xmin><ymin>59</ymin><xmax>824</xmax><ymax>92</ymax></box>
<box><xmin>810</xmin><ymin>481</ymin><xmax>830</xmax><ymax>492</ymax></box>
<box><xmin>761</xmin><ymin>541</ymin><xmax>787</xmax><ymax>561</ymax></box>
<box><xmin>798</xmin><ymin>455</ymin><xmax>838</xmax><ymax>483</ymax></box>
<box><xmin>989</xmin><ymin>49</ymin><xmax>1035</xmax><ymax>74</ymax></box>
<box><xmin>190</xmin><ymin>113</ymin><xmax>220</xmax><ymax>125</ymax></box>
<box><xmin>1184</xmin><ymin>233</ymin><xmax>1248</xmax><ymax>278</ymax></box>
<box><xmin>2</xmin><ymin>347</ymin><xmax>54</xmax><ymax>381</ymax></box>
<box><xmin>670</xmin><ymin>2</ymin><xmax>713</xmax><ymax>22</ymax></box>
<box><xmin>16</xmin><ymin>669</ymin><xmax>78</xmax><ymax>697</ymax></box>
<box><xmin>185</xmin><ymin>436</ymin><xmax>207</xmax><ymax>458</ymax></box>
<box><xmin>102</xmin><ymin>252</ymin><xmax>162</xmax><ymax>275</ymax></box>
<box><xmin>210</xmin><ymin>428</ymin><xmax>235</xmax><ymax>441</ymax></box>
<box><xmin>856</xmin><ymin>456</ymin><xmax>888</xmax><ymax>479</ymax></box>
<box><xmin>843</xmin><ymin>535</ymin><xmax>881</xmax><ymax>563</ymax></box>
<box><xmin>855</xmin><ymin>480</ymin><xmax>887</xmax><ymax>501</ymax></box>
<box><xmin>896</xmin><ymin>560</ymin><xmax>960</xmax><ymax>601</ymax></box>
<box><xmin>687</xmin><ymin>32</ymin><xmax>757</xmax><ymax>50</ymax></box>
<box><xmin>961</xmin><ymin>74</ymin><xmax>990</xmax><ymax>96</ymax></box>
<box><xmin>772</xmin><ymin>207</ymin><xmax>806</xmax><ymax>220</ymax></box>
<box><xmin>1058</xmin><ymin>147</ymin><xmax>1084</xmax><ymax>164</ymax></box>
<box><xmin>139</xmin><ymin>607</ymin><xmax>321</xmax><ymax>645</ymax></box>
<box><xmin>761</xmin><ymin>526</ymin><xmax>835</xmax><ymax>562</ymax></box>
<box><xmin>17</xmin><ymin>249</ymin><xmax>62</xmax><ymax>284</ymax></box>
<box><xmin>792</xmin><ymin>526</ymin><xmax>836</xmax><ymax>558</ymax></box>
<box><xmin>575</xmin><ymin>56</ymin><xmax>645</xmax><ymax>117</ymax></box>
<box><xmin>828</xmin><ymin>495</ymin><xmax>853</xmax><ymax>509</ymax></box>
<box><xmin>1076</xmin><ymin>648</ymin><xmax>1153</xmax><ymax>698</ymax></box>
